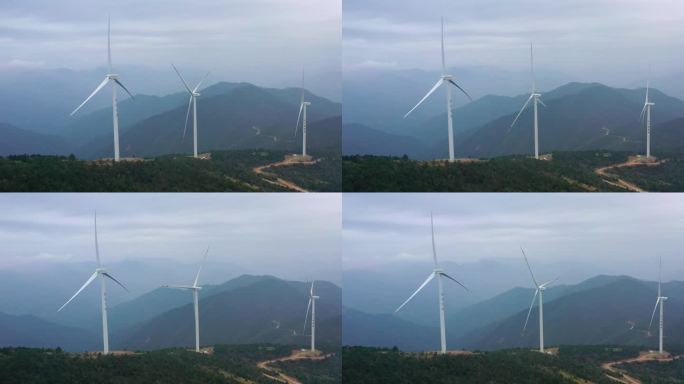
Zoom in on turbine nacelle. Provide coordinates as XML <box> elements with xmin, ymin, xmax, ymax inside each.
<box><xmin>302</xmin><ymin>101</ymin><xmax>311</xmax><ymax>106</ymax></box>
<box><xmin>107</xmin><ymin>74</ymin><xmax>119</xmax><ymax>80</ymax></box>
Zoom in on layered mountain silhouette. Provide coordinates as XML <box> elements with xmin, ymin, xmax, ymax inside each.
<box><xmin>343</xmin><ymin>275</ymin><xmax>684</xmax><ymax>352</ymax></box>
<box><xmin>343</xmin><ymin>82</ymin><xmax>684</xmax><ymax>159</ymax></box>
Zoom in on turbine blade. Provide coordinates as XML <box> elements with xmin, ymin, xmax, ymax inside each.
<box><xmin>295</xmin><ymin>103</ymin><xmax>303</xmax><ymax>136</ymax></box>
<box><xmin>522</xmin><ymin>289</ymin><xmax>539</xmax><ymax>333</ymax></box>
<box><xmin>441</xmin><ymin>17</ymin><xmax>446</xmax><ymax>75</ymax></box>
<box><xmin>192</xmin><ymin>72</ymin><xmax>210</xmax><ymax>93</ymax></box>
<box><xmin>182</xmin><ymin>96</ymin><xmax>192</xmax><ymax>142</ymax></box>
<box><xmin>430</xmin><ymin>212</ymin><xmax>438</xmax><ymax>267</ymax></box>
<box><xmin>658</xmin><ymin>256</ymin><xmax>662</xmax><ymax>297</ymax></box>
<box><xmin>58</xmin><ymin>271</ymin><xmax>99</xmax><ymax>312</ymax></box>
<box><xmin>510</xmin><ymin>95</ymin><xmax>533</xmax><ymax>130</ymax></box>
<box><xmin>395</xmin><ymin>272</ymin><xmax>435</xmax><ymax>313</ymax></box>
<box><xmin>640</xmin><ymin>103</ymin><xmax>647</xmax><ymax>122</ymax></box>
<box><xmin>303</xmin><ymin>298</ymin><xmax>312</xmax><ymax>333</ymax></box>
<box><xmin>447</xmin><ymin>79</ymin><xmax>473</xmax><ymax>101</ymax></box>
<box><xmin>94</xmin><ymin>212</ymin><xmax>101</xmax><ymax>268</ymax></box>
<box><xmin>103</xmin><ymin>272</ymin><xmax>128</xmax><ymax>292</ymax></box>
<box><xmin>440</xmin><ymin>272</ymin><xmax>469</xmax><ymax>292</ymax></box>
<box><xmin>193</xmin><ymin>247</ymin><xmax>209</xmax><ymax>288</ymax></box>
<box><xmin>520</xmin><ymin>247</ymin><xmax>539</xmax><ymax>287</ymax></box>
<box><xmin>404</xmin><ymin>78</ymin><xmax>444</xmax><ymax>118</ymax></box>
<box><xmin>162</xmin><ymin>284</ymin><xmax>195</xmax><ymax>290</ymax></box>
<box><xmin>70</xmin><ymin>77</ymin><xmax>110</xmax><ymax>116</ymax></box>
<box><xmin>539</xmin><ymin>277</ymin><xmax>559</xmax><ymax>288</ymax></box>
<box><xmin>172</xmin><ymin>64</ymin><xmax>193</xmax><ymax>94</ymax></box>
<box><xmin>114</xmin><ymin>79</ymin><xmax>134</xmax><ymax>100</ymax></box>
<box><xmin>530</xmin><ymin>42</ymin><xmax>535</xmax><ymax>92</ymax></box>
<box><xmin>310</xmin><ymin>280</ymin><xmax>315</xmax><ymax>296</ymax></box>
<box><xmin>649</xmin><ymin>297</ymin><xmax>660</xmax><ymax>330</ymax></box>
<box><xmin>108</xmin><ymin>16</ymin><xmax>112</xmax><ymax>74</ymax></box>
<box><xmin>538</xmin><ymin>97</ymin><xmax>546</xmax><ymax>107</ymax></box>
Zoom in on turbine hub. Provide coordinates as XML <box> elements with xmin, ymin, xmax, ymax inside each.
<box><xmin>434</xmin><ymin>268</ymin><xmax>444</xmax><ymax>273</ymax></box>
<box><xmin>441</xmin><ymin>75</ymin><xmax>453</xmax><ymax>81</ymax></box>
<box><xmin>107</xmin><ymin>74</ymin><xmax>119</xmax><ymax>80</ymax></box>
<box><xmin>193</xmin><ymin>92</ymin><xmax>200</xmax><ymax>97</ymax></box>
<box><xmin>303</xmin><ymin>101</ymin><xmax>311</xmax><ymax>106</ymax></box>
<box><xmin>96</xmin><ymin>267</ymin><xmax>107</xmax><ymax>273</ymax></box>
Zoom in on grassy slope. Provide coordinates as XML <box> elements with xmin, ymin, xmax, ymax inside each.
<box><xmin>342</xmin><ymin>345</ymin><xmax>681</xmax><ymax>384</ymax></box>
<box><xmin>0</xmin><ymin>344</ymin><xmax>340</xmax><ymax>384</ymax></box>
<box><xmin>342</xmin><ymin>151</ymin><xmax>629</xmax><ymax>192</ymax></box>
<box><xmin>0</xmin><ymin>150</ymin><xmax>340</xmax><ymax>192</ymax></box>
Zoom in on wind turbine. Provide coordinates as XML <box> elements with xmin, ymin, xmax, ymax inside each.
<box><xmin>510</xmin><ymin>43</ymin><xmax>546</xmax><ymax>159</ymax></box>
<box><xmin>303</xmin><ymin>281</ymin><xmax>320</xmax><ymax>352</ymax></box>
<box><xmin>58</xmin><ymin>213</ymin><xmax>128</xmax><ymax>355</ymax></box>
<box><xmin>648</xmin><ymin>256</ymin><xmax>667</xmax><ymax>354</ymax></box>
<box><xmin>161</xmin><ymin>248</ymin><xmax>209</xmax><ymax>353</ymax></box>
<box><xmin>294</xmin><ymin>68</ymin><xmax>311</xmax><ymax>157</ymax></box>
<box><xmin>395</xmin><ymin>212</ymin><xmax>468</xmax><ymax>354</ymax></box>
<box><xmin>403</xmin><ymin>18</ymin><xmax>472</xmax><ymax>163</ymax></box>
<box><xmin>172</xmin><ymin>64</ymin><xmax>210</xmax><ymax>158</ymax></box>
<box><xmin>640</xmin><ymin>79</ymin><xmax>655</xmax><ymax>158</ymax></box>
<box><xmin>70</xmin><ymin>17</ymin><xmax>134</xmax><ymax>162</ymax></box>
<box><xmin>520</xmin><ymin>247</ymin><xmax>557</xmax><ymax>353</ymax></box>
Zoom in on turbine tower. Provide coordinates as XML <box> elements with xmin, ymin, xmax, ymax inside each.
<box><xmin>403</xmin><ymin>18</ymin><xmax>472</xmax><ymax>163</ymax></box>
<box><xmin>172</xmin><ymin>64</ymin><xmax>210</xmax><ymax>158</ymax></box>
<box><xmin>70</xmin><ymin>17</ymin><xmax>134</xmax><ymax>162</ymax></box>
<box><xmin>162</xmin><ymin>248</ymin><xmax>209</xmax><ymax>353</ymax></box>
<box><xmin>303</xmin><ymin>281</ymin><xmax>320</xmax><ymax>352</ymax></box>
<box><xmin>649</xmin><ymin>256</ymin><xmax>667</xmax><ymax>354</ymax></box>
<box><xmin>58</xmin><ymin>213</ymin><xmax>128</xmax><ymax>354</ymax></box>
<box><xmin>640</xmin><ymin>80</ymin><xmax>655</xmax><ymax>158</ymax></box>
<box><xmin>520</xmin><ymin>247</ymin><xmax>557</xmax><ymax>353</ymax></box>
<box><xmin>511</xmin><ymin>43</ymin><xmax>546</xmax><ymax>159</ymax></box>
<box><xmin>295</xmin><ymin>68</ymin><xmax>311</xmax><ymax>157</ymax></box>
<box><xmin>395</xmin><ymin>212</ymin><xmax>468</xmax><ymax>354</ymax></box>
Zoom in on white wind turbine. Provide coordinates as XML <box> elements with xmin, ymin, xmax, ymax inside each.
<box><xmin>303</xmin><ymin>281</ymin><xmax>320</xmax><ymax>352</ymax></box>
<box><xmin>510</xmin><ymin>43</ymin><xmax>546</xmax><ymax>159</ymax></box>
<box><xmin>172</xmin><ymin>64</ymin><xmax>210</xmax><ymax>158</ymax></box>
<box><xmin>395</xmin><ymin>212</ymin><xmax>468</xmax><ymax>354</ymax></box>
<box><xmin>520</xmin><ymin>247</ymin><xmax>557</xmax><ymax>353</ymax></box>
<box><xmin>58</xmin><ymin>213</ymin><xmax>128</xmax><ymax>355</ymax></box>
<box><xmin>162</xmin><ymin>248</ymin><xmax>209</xmax><ymax>353</ymax></box>
<box><xmin>70</xmin><ymin>17</ymin><xmax>135</xmax><ymax>162</ymax></box>
<box><xmin>640</xmin><ymin>79</ymin><xmax>655</xmax><ymax>158</ymax></box>
<box><xmin>648</xmin><ymin>256</ymin><xmax>667</xmax><ymax>354</ymax></box>
<box><xmin>295</xmin><ymin>68</ymin><xmax>311</xmax><ymax>157</ymax></box>
<box><xmin>403</xmin><ymin>18</ymin><xmax>472</xmax><ymax>163</ymax></box>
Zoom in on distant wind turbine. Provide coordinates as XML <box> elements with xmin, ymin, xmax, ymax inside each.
<box><xmin>640</xmin><ymin>79</ymin><xmax>655</xmax><ymax>158</ymax></box>
<box><xmin>303</xmin><ymin>281</ymin><xmax>320</xmax><ymax>352</ymax></box>
<box><xmin>403</xmin><ymin>18</ymin><xmax>472</xmax><ymax>163</ymax></box>
<box><xmin>295</xmin><ymin>68</ymin><xmax>311</xmax><ymax>157</ymax></box>
<box><xmin>172</xmin><ymin>64</ymin><xmax>210</xmax><ymax>158</ymax></box>
<box><xmin>70</xmin><ymin>17</ymin><xmax>134</xmax><ymax>162</ymax></box>
<box><xmin>648</xmin><ymin>256</ymin><xmax>667</xmax><ymax>354</ymax></box>
<box><xmin>520</xmin><ymin>247</ymin><xmax>557</xmax><ymax>353</ymax></box>
<box><xmin>162</xmin><ymin>248</ymin><xmax>209</xmax><ymax>353</ymax></box>
<box><xmin>395</xmin><ymin>212</ymin><xmax>468</xmax><ymax>354</ymax></box>
<box><xmin>58</xmin><ymin>213</ymin><xmax>128</xmax><ymax>355</ymax></box>
<box><xmin>510</xmin><ymin>43</ymin><xmax>546</xmax><ymax>159</ymax></box>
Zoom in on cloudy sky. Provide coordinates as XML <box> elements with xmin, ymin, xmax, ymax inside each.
<box><xmin>344</xmin><ymin>0</ymin><xmax>684</xmax><ymax>86</ymax></box>
<box><xmin>343</xmin><ymin>193</ymin><xmax>684</xmax><ymax>281</ymax></box>
<box><xmin>0</xmin><ymin>0</ymin><xmax>340</xmax><ymax>88</ymax></box>
<box><xmin>0</xmin><ymin>193</ymin><xmax>341</xmax><ymax>283</ymax></box>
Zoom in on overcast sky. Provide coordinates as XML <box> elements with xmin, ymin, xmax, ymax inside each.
<box><xmin>344</xmin><ymin>0</ymin><xmax>684</xmax><ymax>86</ymax></box>
<box><xmin>0</xmin><ymin>0</ymin><xmax>340</xmax><ymax>87</ymax></box>
<box><xmin>343</xmin><ymin>193</ymin><xmax>684</xmax><ymax>281</ymax></box>
<box><xmin>0</xmin><ymin>193</ymin><xmax>341</xmax><ymax>283</ymax></box>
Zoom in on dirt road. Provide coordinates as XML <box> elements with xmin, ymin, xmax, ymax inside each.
<box><xmin>257</xmin><ymin>350</ymin><xmax>333</xmax><ymax>384</ymax></box>
<box><xmin>601</xmin><ymin>351</ymin><xmax>675</xmax><ymax>384</ymax></box>
<box><xmin>253</xmin><ymin>156</ymin><xmax>320</xmax><ymax>192</ymax></box>
<box><xmin>594</xmin><ymin>157</ymin><xmax>666</xmax><ymax>192</ymax></box>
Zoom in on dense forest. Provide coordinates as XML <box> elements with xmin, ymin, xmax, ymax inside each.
<box><xmin>342</xmin><ymin>345</ymin><xmax>682</xmax><ymax>384</ymax></box>
<box><xmin>612</xmin><ymin>156</ymin><xmax>684</xmax><ymax>192</ymax></box>
<box><xmin>0</xmin><ymin>344</ymin><xmax>340</xmax><ymax>384</ymax></box>
<box><xmin>0</xmin><ymin>149</ymin><xmax>340</xmax><ymax>192</ymax></box>
<box><xmin>342</xmin><ymin>151</ymin><xmax>665</xmax><ymax>192</ymax></box>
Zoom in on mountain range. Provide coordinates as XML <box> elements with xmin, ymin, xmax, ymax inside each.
<box><xmin>343</xmin><ymin>275</ymin><xmax>684</xmax><ymax>352</ymax></box>
<box><xmin>0</xmin><ymin>80</ymin><xmax>341</xmax><ymax>159</ymax></box>
<box><xmin>343</xmin><ymin>82</ymin><xmax>684</xmax><ymax>159</ymax></box>
<box><xmin>0</xmin><ymin>274</ymin><xmax>341</xmax><ymax>352</ymax></box>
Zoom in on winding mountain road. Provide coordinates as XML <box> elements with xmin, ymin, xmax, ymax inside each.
<box><xmin>253</xmin><ymin>156</ymin><xmax>320</xmax><ymax>192</ymax></box>
<box><xmin>257</xmin><ymin>350</ymin><xmax>333</xmax><ymax>384</ymax></box>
